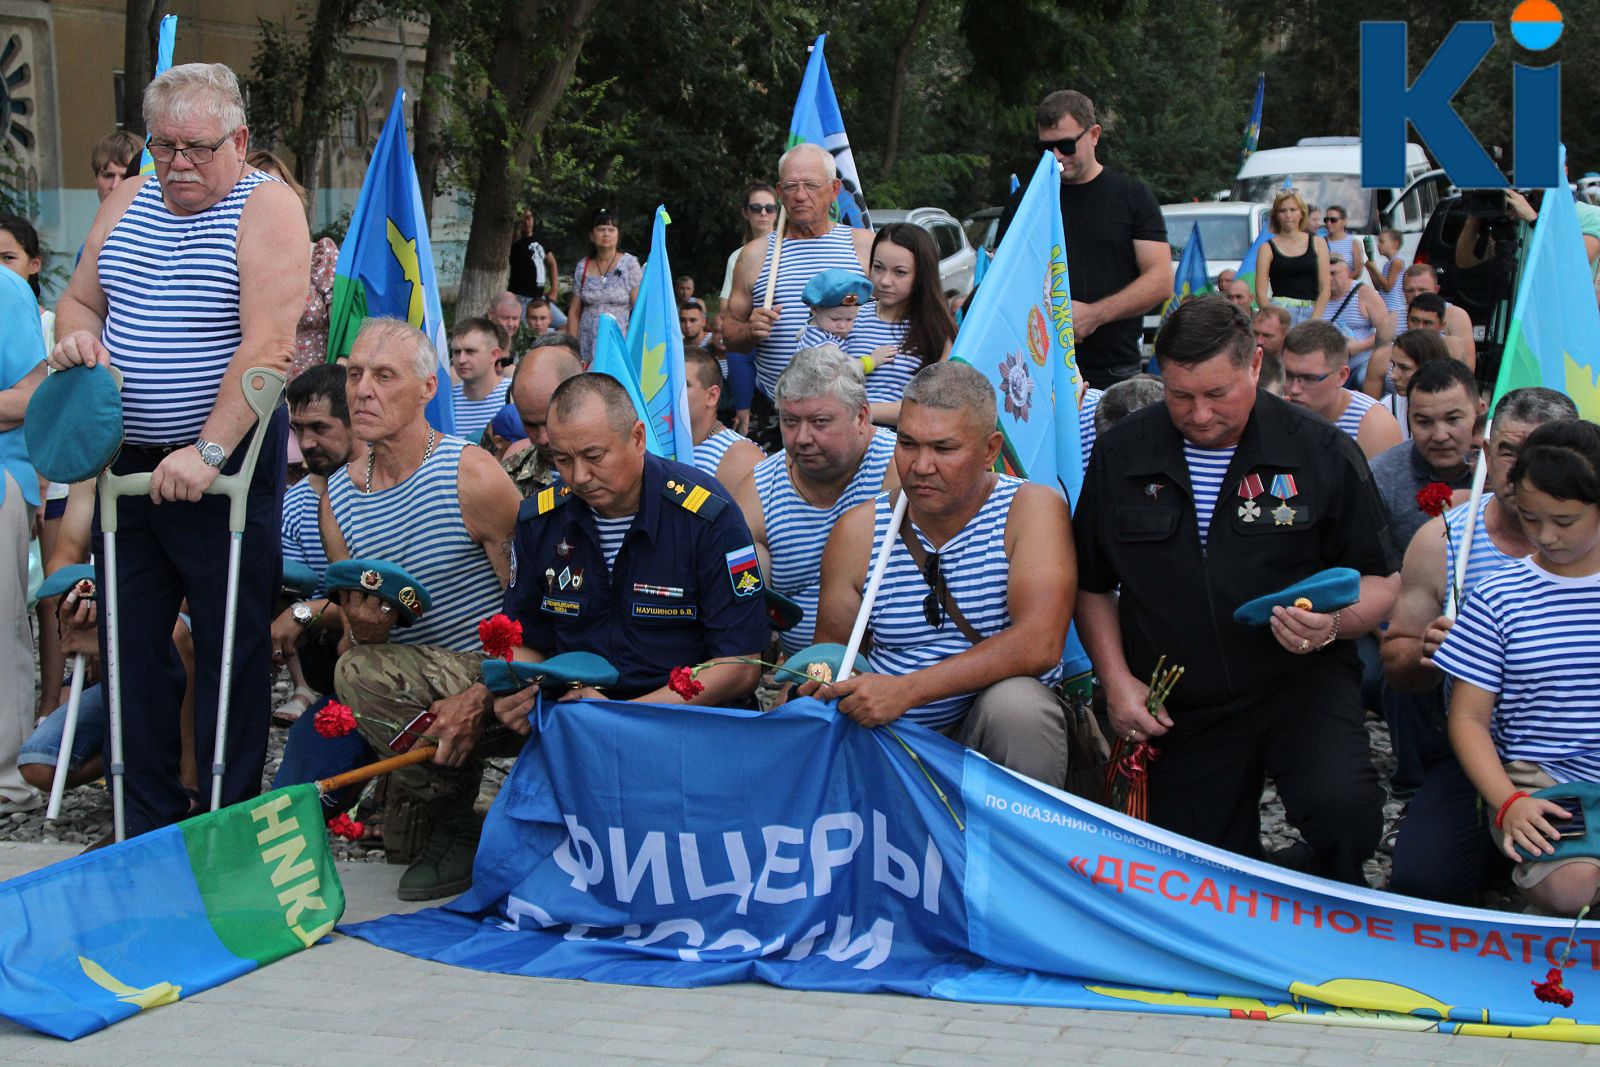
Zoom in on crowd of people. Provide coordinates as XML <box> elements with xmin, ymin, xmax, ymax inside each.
<box><xmin>2</xmin><ymin>66</ymin><xmax>1598</xmax><ymax>918</ymax></box>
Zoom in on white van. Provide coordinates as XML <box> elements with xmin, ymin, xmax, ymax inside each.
<box><xmin>1233</xmin><ymin>137</ymin><xmax>1441</xmax><ymax>264</ymax></box>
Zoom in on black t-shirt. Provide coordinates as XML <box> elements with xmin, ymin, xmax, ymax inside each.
<box><xmin>508</xmin><ymin>236</ymin><xmax>549</xmax><ymax>298</ymax></box>
<box><xmin>997</xmin><ymin>166</ymin><xmax>1167</xmax><ymax>387</ymax></box>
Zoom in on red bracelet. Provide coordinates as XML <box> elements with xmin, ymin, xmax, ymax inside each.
<box><xmin>1494</xmin><ymin>791</ymin><xmax>1531</xmax><ymax>829</ymax></box>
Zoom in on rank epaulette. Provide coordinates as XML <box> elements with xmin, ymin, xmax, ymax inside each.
<box><xmin>534</xmin><ymin>485</ymin><xmax>573</xmax><ymax>516</ymax></box>
<box><xmin>663</xmin><ymin>477</ymin><xmax>726</xmax><ymax>520</ymax></box>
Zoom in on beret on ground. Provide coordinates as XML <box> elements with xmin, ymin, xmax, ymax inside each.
<box><xmin>324</xmin><ymin>559</ymin><xmax>431</xmax><ymax>627</ymax></box>
<box><xmin>1232</xmin><ymin>567</ymin><xmax>1362</xmax><ymax>627</ymax></box>
<box><xmin>774</xmin><ymin>643</ymin><xmax>871</xmax><ymax>686</ymax></box>
<box><xmin>25</xmin><ymin>365</ymin><xmax>123</xmax><ymax>483</ymax></box>
<box><xmin>481</xmin><ymin>652</ymin><xmax>621</xmax><ymax>696</ymax></box>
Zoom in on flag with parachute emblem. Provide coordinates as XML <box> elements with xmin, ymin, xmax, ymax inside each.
<box><xmin>623</xmin><ymin>206</ymin><xmax>694</xmax><ymax>462</ymax></box>
<box><xmin>590</xmin><ymin>314</ymin><xmax>669</xmax><ymax>458</ymax></box>
<box><xmin>1238</xmin><ymin>73</ymin><xmax>1264</xmax><ymax>166</ymax></box>
<box><xmin>325</xmin><ymin>88</ymin><xmax>454</xmax><ymax>434</ymax></box>
<box><xmin>788</xmin><ymin>34</ymin><xmax>870</xmax><ymax>228</ymax></box>
<box><xmin>1161</xmin><ymin>221</ymin><xmax>1211</xmax><ymax>325</ymax></box>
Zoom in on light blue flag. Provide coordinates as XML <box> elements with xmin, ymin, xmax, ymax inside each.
<box><xmin>951</xmin><ymin>151</ymin><xmax>1082</xmax><ymax>500</ymax></box>
<box><xmin>625</xmin><ymin>206</ymin><xmax>694</xmax><ymax>462</ymax></box>
<box><xmin>788</xmin><ymin>34</ymin><xmax>869</xmax><ymax>228</ymax></box>
<box><xmin>1495</xmin><ymin>148</ymin><xmax>1600</xmax><ymax>421</ymax></box>
<box><xmin>1238</xmin><ymin>73</ymin><xmax>1265</xmax><ymax>166</ymax></box>
<box><xmin>326</xmin><ymin>89</ymin><xmax>453</xmax><ymax>434</ymax></box>
<box><xmin>1161</xmin><ymin>221</ymin><xmax>1211</xmax><ymax>325</ymax></box>
<box><xmin>1235</xmin><ymin>224</ymin><xmax>1271</xmax><ymax>298</ymax></box>
<box><xmin>136</xmin><ymin>15</ymin><xmax>178</xmax><ymax>176</ymax></box>
<box><xmin>590</xmin><ymin>314</ymin><xmax>668</xmax><ymax>457</ymax></box>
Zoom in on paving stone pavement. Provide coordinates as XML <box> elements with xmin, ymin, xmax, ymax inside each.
<box><xmin>0</xmin><ymin>842</ymin><xmax>1595</xmax><ymax>1066</ymax></box>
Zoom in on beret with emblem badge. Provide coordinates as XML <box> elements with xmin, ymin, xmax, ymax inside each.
<box><xmin>802</xmin><ymin>268</ymin><xmax>875</xmax><ymax>310</ymax></box>
<box><xmin>324</xmin><ymin>558</ymin><xmax>432</xmax><ymax>626</ymax></box>
<box><xmin>1232</xmin><ymin>567</ymin><xmax>1361</xmax><ymax>627</ymax></box>
<box><xmin>32</xmin><ymin>563</ymin><xmax>96</xmax><ymax>606</ymax></box>
<box><xmin>774</xmin><ymin>643</ymin><xmax>871</xmax><ymax>686</ymax></box>
<box><xmin>480</xmin><ymin>651</ymin><xmax>621</xmax><ymax>696</ymax></box>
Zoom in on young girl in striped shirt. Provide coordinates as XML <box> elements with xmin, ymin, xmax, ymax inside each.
<box><xmin>1435</xmin><ymin>420</ymin><xmax>1600</xmax><ymax>914</ymax></box>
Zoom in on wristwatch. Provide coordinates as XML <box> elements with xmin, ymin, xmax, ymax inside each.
<box><xmin>290</xmin><ymin>601</ymin><xmax>315</xmax><ymax>628</ymax></box>
<box><xmin>194</xmin><ymin>439</ymin><xmax>227</xmax><ymax>469</ymax></box>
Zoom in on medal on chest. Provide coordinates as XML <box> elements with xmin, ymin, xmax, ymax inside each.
<box><xmin>1269</xmin><ymin>473</ymin><xmax>1299</xmax><ymax>526</ymax></box>
<box><xmin>1236</xmin><ymin>473</ymin><xmax>1263</xmax><ymax>523</ymax></box>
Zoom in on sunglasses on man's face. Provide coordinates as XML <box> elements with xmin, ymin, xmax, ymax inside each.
<box><xmin>1035</xmin><ymin>130</ymin><xmax>1087</xmax><ymax>157</ymax></box>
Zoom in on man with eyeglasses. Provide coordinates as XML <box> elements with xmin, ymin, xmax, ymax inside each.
<box><xmin>995</xmin><ymin>89</ymin><xmax>1172</xmax><ymax>389</ymax></box>
<box><xmin>1280</xmin><ymin>320</ymin><xmax>1401</xmax><ymax>461</ymax></box>
<box><xmin>49</xmin><ymin>63</ymin><xmax>310</xmax><ymax>836</ymax></box>
<box><xmin>806</xmin><ymin>361</ymin><xmax>1074</xmax><ymax>788</ymax></box>
<box><xmin>1074</xmin><ymin>297</ymin><xmax>1399</xmax><ymax>884</ymax></box>
<box><xmin>722</xmin><ymin>144</ymin><xmax>873</xmax><ymax>450</ymax></box>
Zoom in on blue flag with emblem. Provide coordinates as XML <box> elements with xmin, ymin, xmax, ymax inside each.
<box><xmin>1161</xmin><ymin>221</ymin><xmax>1212</xmax><ymax>325</ymax></box>
<box><xmin>1238</xmin><ymin>73</ymin><xmax>1265</xmax><ymax>166</ymax></box>
<box><xmin>326</xmin><ymin>88</ymin><xmax>454</xmax><ymax>434</ymax></box>
<box><xmin>625</xmin><ymin>206</ymin><xmax>695</xmax><ymax>463</ymax></box>
<box><xmin>788</xmin><ymin>34</ymin><xmax>870</xmax><ymax>229</ymax></box>
<box><xmin>590</xmin><ymin>313</ymin><xmax>668</xmax><ymax>457</ymax></box>
<box><xmin>345</xmin><ymin>697</ymin><xmax>1600</xmax><ymax>1047</ymax></box>
<box><xmin>136</xmin><ymin>15</ymin><xmax>178</xmax><ymax>177</ymax></box>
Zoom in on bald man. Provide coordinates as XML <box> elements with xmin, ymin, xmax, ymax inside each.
<box><xmin>502</xmin><ymin>334</ymin><xmax>583</xmax><ymax>498</ymax></box>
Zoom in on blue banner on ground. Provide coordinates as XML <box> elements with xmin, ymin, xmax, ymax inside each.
<box><xmin>347</xmin><ymin>699</ymin><xmax>1600</xmax><ymax>1045</ymax></box>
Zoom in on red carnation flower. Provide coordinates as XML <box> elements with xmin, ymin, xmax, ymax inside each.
<box><xmin>479</xmin><ymin>613</ymin><xmax>523</xmax><ymax>661</ymax></box>
<box><xmin>669</xmin><ymin>666</ymin><xmax>704</xmax><ymax>700</ymax></box>
<box><xmin>1416</xmin><ymin>481</ymin><xmax>1455</xmax><ymax>518</ymax></box>
<box><xmin>1534</xmin><ymin>967</ymin><xmax>1575</xmax><ymax>1008</ymax></box>
<box><xmin>313</xmin><ymin>701</ymin><xmax>358</xmax><ymax>739</ymax></box>
<box><xmin>327</xmin><ymin>813</ymin><xmax>365</xmax><ymax>841</ymax></box>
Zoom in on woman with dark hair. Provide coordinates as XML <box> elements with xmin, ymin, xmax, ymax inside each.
<box><xmin>567</xmin><ymin>208</ymin><xmax>642</xmax><ymax>366</ymax></box>
<box><xmin>847</xmin><ymin>222</ymin><xmax>956</xmax><ymax>425</ymax></box>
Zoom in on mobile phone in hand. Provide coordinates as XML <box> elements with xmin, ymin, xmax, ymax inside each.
<box><xmin>1545</xmin><ymin>796</ymin><xmax>1588</xmax><ymax>839</ymax></box>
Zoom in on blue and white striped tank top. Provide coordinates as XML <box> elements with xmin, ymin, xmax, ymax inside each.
<box><xmin>1079</xmin><ymin>388</ymin><xmax>1104</xmax><ymax>474</ymax></box>
<box><xmin>281</xmin><ymin>477</ymin><xmax>331</xmax><ymax>596</ymax></box>
<box><xmin>844</xmin><ymin>305</ymin><xmax>917</xmax><ymax>404</ymax></box>
<box><xmin>864</xmin><ymin>477</ymin><xmax>1060</xmax><ymax>729</ymax></box>
<box><xmin>1325</xmin><ymin>235</ymin><xmax>1357</xmax><ymax>270</ymax></box>
<box><xmin>755</xmin><ymin>427</ymin><xmax>895</xmax><ymax>653</ymax></box>
<box><xmin>1184</xmin><ymin>443</ymin><xmax>1236</xmax><ymax>546</ymax></box>
<box><xmin>1334</xmin><ymin>390</ymin><xmax>1378</xmax><ymax>441</ymax></box>
<box><xmin>1322</xmin><ymin>283</ymin><xmax>1376</xmax><ymax>341</ymax></box>
<box><xmin>1444</xmin><ymin>493</ymin><xmax>1518</xmax><ymax>610</ymax></box>
<box><xmin>692</xmin><ymin>427</ymin><xmax>749</xmax><ymax>479</ymax></box>
<box><xmin>752</xmin><ymin>225</ymin><xmax>863</xmax><ymax>398</ymax></box>
<box><xmin>593</xmin><ymin>514</ymin><xmax>633</xmax><ymax>569</ymax></box>
<box><xmin>326</xmin><ymin>436</ymin><xmax>502</xmax><ymax>653</ymax></box>
<box><xmin>99</xmin><ymin>170</ymin><xmax>272</xmax><ymax>444</ymax></box>
<box><xmin>451</xmin><ymin>378</ymin><xmax>511</xmax><ymax>442</ymax></box>
<box><xmin>1376</xmin><ymin>258</ymin><xmax>1407</xmax><ymax>316</ymax></box>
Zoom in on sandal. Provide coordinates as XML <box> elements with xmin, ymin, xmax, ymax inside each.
<box><xmin>272</xmin><ymin>686</ymin><xmax>319</xmax><ymax>726</ymax></box>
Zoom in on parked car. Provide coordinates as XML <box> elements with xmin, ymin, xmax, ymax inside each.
<box><xmin>1233</xmin><ymin>137</ymin><xmax>1445</xmax><ymax>265</ymax></box>
<box><xmin>871</xmin><ymin>207</ymin><xmax>978</xmax><ymax>298</ymax></box>
<box><xmin>1140</xmin><ymin>200</ymin><xmax>1271</xmax><ymax>339</ymax></box>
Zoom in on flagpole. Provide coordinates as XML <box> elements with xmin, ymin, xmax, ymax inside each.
<box><xmin>762</xmin><ymin>208</ymin><xmax>788</xmax><ymax>311</ymax></box>
<box><xmin>1447</xmin><ymin>419</ymin><xmax>1492</xmax><ymax>619</ymax></box>
<box><xmin>838</xmin><ymin>490</ymin><xmax>909</xmax><ymax>682</ymax></box>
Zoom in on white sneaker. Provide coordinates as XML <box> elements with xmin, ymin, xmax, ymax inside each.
<box><xmin>0</xmin><ymin>790</ymin><xmax>44</xmax><ymax>815</ymax></box>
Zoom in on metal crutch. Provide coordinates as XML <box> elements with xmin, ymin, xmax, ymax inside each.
<box><xmin>44</xmin><ymin>651</ymin><xmax>87</xmax><ymax>821</ymax></box>
<box><xmin>99</xmin><ymin>367</ymin><xmax>285</xmax><ymax>839</ymax></box>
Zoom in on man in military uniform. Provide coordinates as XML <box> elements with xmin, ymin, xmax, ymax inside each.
<box><xmin>1073</xmin><ymin>296</ymin><xmax>1400</xmax><ymax>884</ymax></box>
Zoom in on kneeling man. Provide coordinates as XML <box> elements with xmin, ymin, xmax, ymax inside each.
<box><xmin>809</xmin><ymin>361</ymin><xmax>1073</xmax><ymax>787</ymax></box>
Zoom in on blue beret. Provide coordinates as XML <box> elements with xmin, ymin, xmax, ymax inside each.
<box><xmin>765</xmin><ymin>588</ymin><xmax>803</xmax><ymax>631</ymax></box>
<box><xmin>1232</xmin><ymin>567</ymin><xmax>1362</xmax><ymax>627</ymax></box>
<box><xmin>774</xmin><ymin>643</ymin><xmax>871</xmax><ymax>685</ymax></box>
<box><xmin>25</xmin><ymin>365</ymin><xmax>123</xmax><ymax>484</ymax></box>
<box><xmin>489</xmin><ymin>404</ymin><xmax>527</xmax><ymax>442</ymax></box>
<box><xmin>33</xmin><ymin>563</ymin><xmax>96</xmax><ymax>603</ymax></box>
<box><xmin>802</xmin><ymin>269</ymin><xmax>874</xmax><ymax>310</ymax></box>
<box><xmin>480</xmin><ymin>652</ymin><xmax>621</xmax><ymax>696</ymax></box>
<box><xmin>281</xmin><ymin>561</ymin><xmax>319</xmax><ymax>599</ymax></box>
<box><xmin>324</xmin><ymin>559</ymin><xmax>432</xmax><ymax>626</ymax></box>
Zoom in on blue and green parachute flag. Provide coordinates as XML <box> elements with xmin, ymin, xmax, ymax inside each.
<box><xmin>1161</xmin><ymin>221</ymin><xmax>1211</xmax><ymax>325</ymax></box>
<box><xmin>1235</xmin><ymin>223</ymin><xmax>1271</xmax><ymax>301</ymax></box>
<box><xmin>326</xmin><ymin>88</ymin><xmax>454</xmax><ymax>434</ymax></box>
<box><xmin>1238</xmin><ymin>73</ymin><xmax>1264</xmax><ymax>166</ymax></box>
<box><xmin>1493</xmin><ymin>148</ymin><xmax>1600</xmax><ymax>421</ymax></box>
<box><xmin>0</xmin><ymin>785</ymin><xmax>343</xmax><ymax>1040</ymax></box>
<box><xmin>135</xmin><ymin>14</ymin><xmax>179</xmax><ymax>176</ymax></box>
<box><xmin>590</xmin><ymin>313</ymin><xmax>669</xmax><ymax>458</ymax></box>
<box><xmin>624</xmin><ymin>206</ymin><xmax>694</xmax><ymax>462</ymax></box>
<box><xmin>788</xmin><ymin>34</ymin><xmax>869</xmax><ymax>229</ymax></box>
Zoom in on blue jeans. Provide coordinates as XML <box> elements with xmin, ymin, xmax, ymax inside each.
<box><xmin>18</xmin><ymin>683</ymin><xmax>106</xmax><ymax>773</ymax></box>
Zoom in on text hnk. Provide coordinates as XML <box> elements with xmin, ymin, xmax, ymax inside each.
<box><xmin>251</xmin><ymin>794</ymin><xmax>337</xmax><ymax>947</ymax></box>
<box><xmin>552</xmin><ymin>809</ymin><xmax>945</xmax><ymax>916</ymax></box>
<box><xmin>1361</xmin><ymin>20</ymin><xmax>1560</xmax><ymax>189</ymax></box>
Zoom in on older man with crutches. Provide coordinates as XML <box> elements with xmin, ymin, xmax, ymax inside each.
<box><xmin>49</xmin><ymin>61</ymin><xmax>308</xmax><ymax>839</ymax></box>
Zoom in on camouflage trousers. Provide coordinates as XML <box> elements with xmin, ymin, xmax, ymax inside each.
<box><xmin>335</xmin><ymin>644</ymin><xmax>525</xmax><ymax>803</ymax></box>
